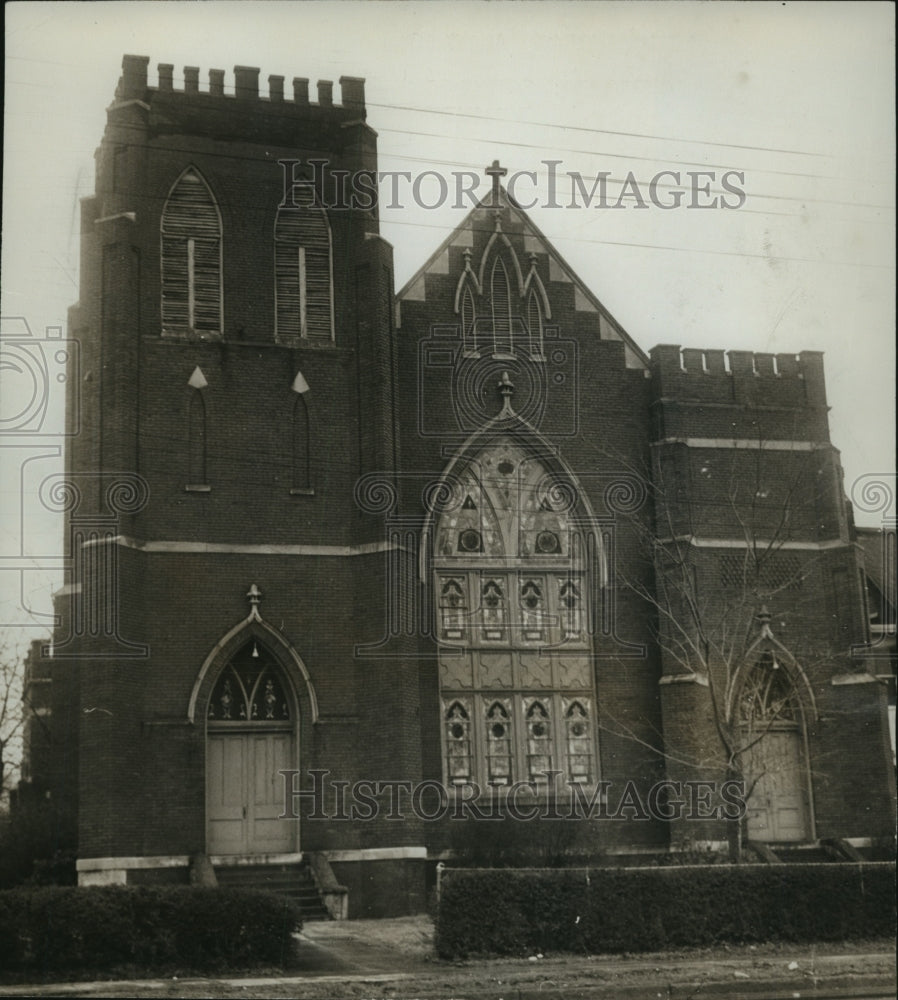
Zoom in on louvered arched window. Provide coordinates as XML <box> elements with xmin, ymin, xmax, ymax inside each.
<box><xmin>490</xmin><ymin>257</ymin><xmax>513</xmax><ymax>356</ymax></box>
<box><xmin>161</xmin><ymin>168</ymin><xmax>222</xmax><ymax>336</ymax></box>
<box><xmin>275</xmin><ymin>188</ymin><xmax>334</xmax><ymax>344</ymax></box>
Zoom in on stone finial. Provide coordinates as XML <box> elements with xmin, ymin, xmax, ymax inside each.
<box><xmin>498</xmin><ymin>370</ymin><xmax>515</xmax><ymax>418</ymax></box>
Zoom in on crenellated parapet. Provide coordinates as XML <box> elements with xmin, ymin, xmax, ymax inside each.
<box><xmin>650</xmin><ymin>343</ymin><xmax>827</xmax><ymax>414</ymax></box>
<box><xmin>115</xmin><ymin>54</ymin><xmax>365</xmax><ymax>114</ymax></box>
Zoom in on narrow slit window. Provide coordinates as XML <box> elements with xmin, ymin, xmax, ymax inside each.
<box><xmin>187</xmin><ymin>390</ymin><xmax>207</xmax><ymax>486</ymax></box>
<box><xmin>527</xmin><ymin>288</ymin><xmax>544</xmax><ymax>358</ymax></box>
<box><xmin>291</xmin><ymin>394</ymin><xmax>311</xmax><ymax>492</ymax></box>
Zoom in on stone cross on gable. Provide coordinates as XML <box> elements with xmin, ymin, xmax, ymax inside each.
<box><xmin>485</xmin><ymin>159</ymin><xmax>507</xmax><ymax>206</ymax></box>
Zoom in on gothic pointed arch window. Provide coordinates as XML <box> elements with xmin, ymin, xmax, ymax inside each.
<box><xmin>432</xmin><ymin>436</ymin><xmax>600</xmax><ymax>793</ymax></box>
<box><xmin>161</xmin><ymin>168</ymin><xmax>222</xmax><ymax>337</ymax></box>
<box><xmin>738</xmin><ymin>652</ymin><xmax>800</xmax><ymax>729</ymax></box>
<box><xmin>490</xmin><ymin>256</ymin><xmax>514</xmax><ymax>357</ymax></box>
<box><xmin>275</xmin><ymin>187</ymin><xmax>334</xmax><ymax>344</ymax></box>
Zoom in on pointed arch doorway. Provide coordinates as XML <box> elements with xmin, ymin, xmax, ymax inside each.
<box><xmin>738</xmin><ymin>653</ymin><xmax>811</xmax><ymax>843</ymax></box>
<box><xmin>205</xmin><ymin>640</ymin><xmax>298</xmax><ymax>855</ymax></box>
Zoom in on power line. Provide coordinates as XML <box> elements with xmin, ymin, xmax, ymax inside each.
<box><xmin>367</xmin><ymin>100</ymin><xmax>832</xmax><ymax>159</ymax></box>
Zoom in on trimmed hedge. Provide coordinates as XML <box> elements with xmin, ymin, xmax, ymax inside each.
<box><xmin>0</xmin><ymin>886</ymin><xmax>302</xmax><ymax>973</ymax></box>
<box><xmin>435</xmin><ymin>863</ymin><xmax>896</xmax><ymax>959</ymax></box>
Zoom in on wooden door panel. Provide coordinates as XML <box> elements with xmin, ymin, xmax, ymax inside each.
<box><xmin>207</xmin><ymin>735</ymin><xmax>247</xmax><ymax>854</ymax></box>
<box><xmin>208</xmin><ymin>730</ymin><xmax>295</xmax><ymax>855</ymax></box>
<box><xmin>251</xmin><ymin>733</ymin><xmax>295</xmax><ymax>853</ymax></box>
<box><xmin>744</xmin><ymin>728</ymin><xmax>808</xmax><ymax>842</ymax></box>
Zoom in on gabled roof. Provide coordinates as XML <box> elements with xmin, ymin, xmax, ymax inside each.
<box><xmin>395</xmin><ymin>183</ymin><xmax>649</xmax><ymax>370</ymax></box>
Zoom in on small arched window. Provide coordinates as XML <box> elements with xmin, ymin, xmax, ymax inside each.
<box><xmin>526</xmin><ymin>700</ymin><xmax>552</xmax><ymax>783</ymax></box>
<box><xmin>485</xmin><ymin>701</ymin><xmax>513</xmax><ymax>785</ymax></box>
<box><xmin>445</xmin><ymin>701</ymin><xmax>472</xmax><ymax>784</ymax></box>
<box><xmin>481</xmin><ymin>579</ymin><xmax>506</xmax><ymax>640</ymax></box>
<box><xmin>440</xmin><ymin>578</ymin><xmax>468</xmax><ymax>639</ymax></box>
<box><xmin>161</xmin><ymin>168</ymin><xmax>222</xmax><ymax>336</ymax></box>
<box><xmin>565</xmin><ymin>700</ymin><xmax>592</xmax><ymax>783</ymax></box>
<box><xmin>275</xmin><ymin>188</ymin><xmax>334</xmax><ymax>344</ymax></box>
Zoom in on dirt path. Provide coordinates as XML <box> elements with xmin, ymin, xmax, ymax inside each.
<box><xmin>0</xmin><ymin>919</ymin><xmax>893</xmax><ymax>999</ymax></box>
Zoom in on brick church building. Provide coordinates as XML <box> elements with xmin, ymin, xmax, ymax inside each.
<box><xmin>22</xmin><ymin>56</ymin><xmax>895</xmax><ymax>917</ymax></box>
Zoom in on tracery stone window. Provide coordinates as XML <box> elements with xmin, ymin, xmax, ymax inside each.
<box><xmin>433</xmin><ymin>437</ymin><xmax>600</xmax><ymax>793</ymax></box>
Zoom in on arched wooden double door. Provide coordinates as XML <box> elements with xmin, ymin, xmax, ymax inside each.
<box><xmin>206</xmin><ymin>641</ymin><xmax>297</xmax><ymax>855</ymax></box>
<box><xmin>738</xmin><ymin>655</ymin><xmax>810</xmax><ymax>843</ymax></box>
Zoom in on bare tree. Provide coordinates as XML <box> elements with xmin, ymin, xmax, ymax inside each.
<box><xmin>0</xmin><ymin>630</ymin><xmax>49</xmax><ymax>808</ymax></box>
<box><xmin>587</xmin><ymin>424</ymin><xmax>853</xmax><ymax>859</ymax></box>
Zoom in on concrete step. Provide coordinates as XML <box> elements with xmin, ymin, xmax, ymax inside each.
<box><xmin>770</xmin><ymin>845</ymin><xmax>839</xmax><ymax>863</ymax></box>
<box><xmin>214</xmin><ymin>862</ymin><xmax>331</xmax><ymax>920</ymax></box>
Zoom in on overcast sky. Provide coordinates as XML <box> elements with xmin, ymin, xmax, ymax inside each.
<box><xmin>1</xmin><ymin>1</ymin><xmax>894</xmax><ymax>639</ymax></box>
